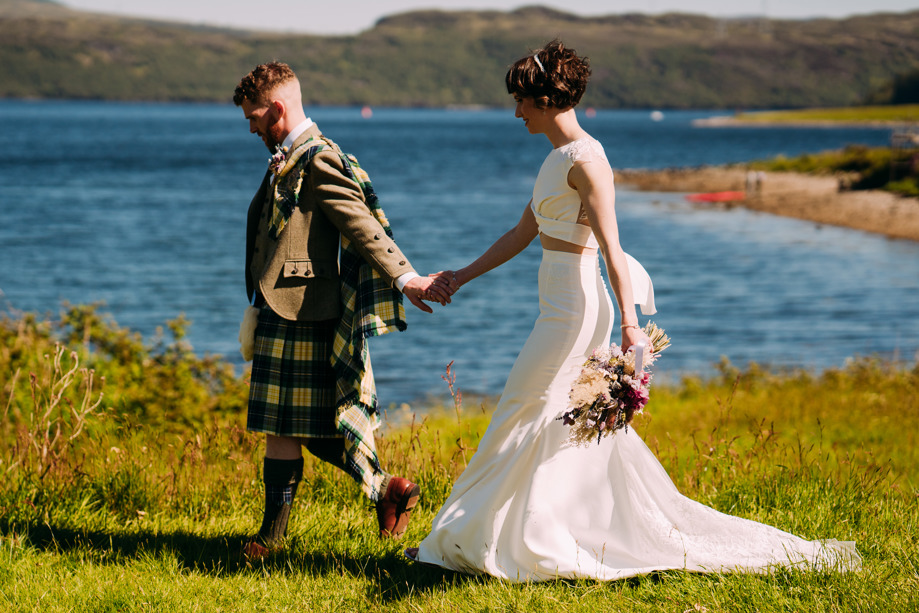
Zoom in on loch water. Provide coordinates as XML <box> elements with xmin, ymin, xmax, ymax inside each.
<box><xmin>1</xmin><ymin>100</ymin><xmax>916</xmax><ymax>407</ymax></box>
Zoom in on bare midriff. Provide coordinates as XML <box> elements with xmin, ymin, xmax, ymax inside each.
<box><xmin>539</xmin><ymin>233</ymin><xmax>597</xmax><ymax>254</ymax></box>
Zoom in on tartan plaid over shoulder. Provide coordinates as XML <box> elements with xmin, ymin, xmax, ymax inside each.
<box><xmin>331</xmin><ymin>150</ymin><xmax>408</xmax><ymax>500</ymax></box>
<box><xmin>268</xmin><ymin>136</ymin><xmax>326</xmax><ymax>240</ymax></box>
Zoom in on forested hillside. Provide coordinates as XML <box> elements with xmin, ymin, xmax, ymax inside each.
<box><xmin>2</xmin><ymin>0</ymin><xmax>918</xmax><ymax>108</ymax></box>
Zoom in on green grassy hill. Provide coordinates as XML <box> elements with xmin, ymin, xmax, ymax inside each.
<box><xmin>2</xmin><ymin>0</ymin><xmax>919</xmax><ymax>108</ymax></box>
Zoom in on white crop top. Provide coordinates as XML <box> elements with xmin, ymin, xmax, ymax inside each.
<box><xmin>531</xmin><ymin>136</ymin><xmax>656</xmax><ymax>315</ymax></box>
<box><xmin>531</xmin><ymin>136</ymin><xmax>608</xmax><ymax>249</ymax></box>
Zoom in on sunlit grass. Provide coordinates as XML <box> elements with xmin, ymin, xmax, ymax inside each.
<box><xmin>735</xmin><ymin>104</ymin><xmax>919</xmax><ymax>124</ymax></box>
<box><xmin>2</xmin><ymin>308</ymin><xmax>918</xmax><ymax>611</ymax></box>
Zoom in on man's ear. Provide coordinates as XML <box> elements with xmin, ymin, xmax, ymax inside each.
<box><xmin>271</xmin><ymin>99</ymin><xmax>286</xmax><ymax>120</ymax></box>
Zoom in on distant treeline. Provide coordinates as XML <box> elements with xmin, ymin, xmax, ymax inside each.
<box><xmin>2</xmin><ymin>1</ymin><xmax>919</xmax><ymax>108</ymax></box>
<box><xmin>866</xmin><ymin>69</ymin><xmax>919</xmax><ymax>105</ymax></box>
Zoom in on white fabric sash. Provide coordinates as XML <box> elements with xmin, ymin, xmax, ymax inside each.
<box><xmin>626</xmin><ymin>252</ymin><xmax>656</xmax><ymax>316</ymax></box>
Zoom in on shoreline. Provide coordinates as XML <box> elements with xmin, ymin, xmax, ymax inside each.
<box><xmin>616</xmin><ymin>167</ymin><xmax>919</xmax><ymax>242</ymax></box>
<box><xmin>691</xmin><ymin>116</ymin><xmax>918</xmax><ymax>128</ymax></box>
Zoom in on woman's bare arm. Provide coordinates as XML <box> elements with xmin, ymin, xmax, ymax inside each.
<box><xmin>451</xmin><ymin>200</ymin><xmax>540</xmax><ymax>287</ymax></box>
<box><xmin>569</xmin><ymin>160</ymin><xmax>650</xmax><ymax>350</ymax></box>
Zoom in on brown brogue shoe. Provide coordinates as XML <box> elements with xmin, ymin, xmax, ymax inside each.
<box><xmin>377</xmin><ymin>477</ymin><xmax>420</xmax><ymax>539</ymax></box>
<box><xmin>243</xmin><ymin>539</ymin><xmax>270</xmax><ymax>561</ymax></box>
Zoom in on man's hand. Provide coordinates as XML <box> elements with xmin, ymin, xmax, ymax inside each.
<box><xmin>402</xmin><ymin>276</ymin><xmax>453</xmax><ymax>313</ymax></box>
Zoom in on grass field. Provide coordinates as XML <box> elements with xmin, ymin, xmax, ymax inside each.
<box><xmin>734</xmin><ymin>104</ymin><xmax>919</xmax><ymax>124</ymax></box>
<box><xmin>1</xmin><ymin>309</ymin><xmax>918</xmax><ymax>612</ymax></box>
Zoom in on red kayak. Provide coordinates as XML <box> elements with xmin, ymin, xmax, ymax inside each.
<box><xmin>685</xmin><ymin>191</ymin><xmax>746</xmax><ymax>203</ymax></box>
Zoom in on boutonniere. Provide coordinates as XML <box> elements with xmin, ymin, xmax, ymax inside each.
<box><xmin>268</xmin><ymin>145</ymin><xmax>288</xmax><ymax>175</ymax></box>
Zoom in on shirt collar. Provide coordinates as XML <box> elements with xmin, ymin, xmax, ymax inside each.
<box><xmin>282</xmin><ymin>117</ymin><xmax>314</xmax><ymax>150</ymax></box>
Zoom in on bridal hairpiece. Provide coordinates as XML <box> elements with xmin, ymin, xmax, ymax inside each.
<box><xmin>533</xmin><ymin>53</ymin><xmax>546</xmax><ymax>74</ymax></box>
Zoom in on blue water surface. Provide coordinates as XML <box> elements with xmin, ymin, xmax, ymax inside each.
<box><xmin>1</xmin><ymin>100</ymin><xmax>916</xmax><ymax>408</ymax></box>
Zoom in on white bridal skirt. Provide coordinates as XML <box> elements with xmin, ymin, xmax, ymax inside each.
<box><xmin>415</xmin><ymin>249</ymin><xmax>860</xmax><ymax>582</ymax></box>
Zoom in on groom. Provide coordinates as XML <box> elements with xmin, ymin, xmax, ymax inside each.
<box><xmin>233</xmin><ymin>61</ymin><xmax>453</xmax><ymax>558</ymax></box>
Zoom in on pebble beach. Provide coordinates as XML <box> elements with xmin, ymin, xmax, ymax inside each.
<box><xmin>616</xmin><ymin>167</ymin><xmax>919</xmax><ymax>242</ymax></box>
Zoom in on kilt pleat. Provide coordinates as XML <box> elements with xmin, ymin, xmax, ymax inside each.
<box><xmin>247</xmin><ymin>307</ymin><xmax>339</xmax><ymax>438</ymax></box>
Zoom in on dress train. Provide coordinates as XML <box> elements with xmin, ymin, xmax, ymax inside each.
<box><xmin>415</xmin><ymin>250</ymin><xmax>860</xmax><ymax>581</ymax></box>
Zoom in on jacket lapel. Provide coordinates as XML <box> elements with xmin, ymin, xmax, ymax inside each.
<box><xmin>268</xmin><ymin>125</ymin><xmax>328</xmax><ymax>239</ymax></box>
<box><xmin>245</xmin><ymin>124</ymin><xmax>325</xmax><ymax>301</ymax></box>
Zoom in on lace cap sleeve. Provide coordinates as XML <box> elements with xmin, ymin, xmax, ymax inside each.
<box><xmin>557</xmin><ymin>137</ymin><xmax>608</xmax><ymax>165</ymax></box>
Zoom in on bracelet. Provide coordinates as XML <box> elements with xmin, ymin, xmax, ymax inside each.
<box><xmin>620</xmin><ymin>323</ymin><xmax>641</xmax><ymax>330</ymax></box>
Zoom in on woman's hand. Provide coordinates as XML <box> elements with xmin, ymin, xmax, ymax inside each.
<box><xmin>403</xmin><ymin>276</ymin><xmax>451</xmax><ymax>312</ymax></box>
<box><xmin>430</xmin><ymin>270</ymin><xmax>464</xmax><ymax>293</ymax></box>
<box><xmin>621</xmin><ymin>325</ymin><xmax>651</xmax><ymax>355</ymax></box>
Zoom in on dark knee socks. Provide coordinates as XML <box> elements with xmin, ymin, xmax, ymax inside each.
<box><xmin>256</xmin><ymin>457</ymin><xmax>303</xmax><ymax>547</ymax></box>
<box><xmin>305</xmin><ymin>437</ymin><xmax>347</xmax><ymax>471</ymax></box>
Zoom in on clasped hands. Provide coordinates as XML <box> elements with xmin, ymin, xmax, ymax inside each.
<box><xmin>402</xmin><ymin>270</ymin><xmax>462</xmax><ymax>313</ymax></box>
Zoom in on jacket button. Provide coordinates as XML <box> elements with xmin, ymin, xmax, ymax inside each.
<box><xmin>399</xmin><ymin>260</ymin><xmax>406</xmax><ymax>266</ymax></box>
<box><xmin>374</xmin><ymin>233</ymin><xmax>382</xmax><ymax>240</ymax></box>
<box><xmin>387</xmin><ymin>247</ymin><xmax>394</xmax><ymax>253</ymax></box>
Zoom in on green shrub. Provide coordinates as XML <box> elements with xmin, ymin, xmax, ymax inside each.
<box><xmin>751</xmin><ymin>145</ymin><xmax>919</xmax><ymax>197</ymax></box>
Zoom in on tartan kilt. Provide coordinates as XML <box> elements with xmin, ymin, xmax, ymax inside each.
<box><xmin>247</xmin><ymin>307</ymin><xmax>340</xmax><ymax>438</ymax></box>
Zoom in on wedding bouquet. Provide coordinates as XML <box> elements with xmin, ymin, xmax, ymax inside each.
<box><xmin>559</xmin><ymin>322</ymin><xmax>670</xmax><ymax>446</ymax></box>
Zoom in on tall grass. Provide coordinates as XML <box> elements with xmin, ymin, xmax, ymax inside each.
<box><xmin>1</xmin><ymin>307</ymin><xmax>917</xmax><ymax>611</ymax></box>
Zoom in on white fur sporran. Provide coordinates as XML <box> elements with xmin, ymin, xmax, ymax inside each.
<box><xmin>238</xmin><ymin>305</ymin><xmax>260</xmax><ymax>361</ymax></box>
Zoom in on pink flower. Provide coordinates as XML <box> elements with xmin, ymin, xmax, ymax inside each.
<box><xmin>559</xmin><ymin>324</ymin><xmax>670</xmax><ymax>446</ymax></box>
<box><xmin>268</xmin><ymin>146</ymin><xmax>288</xmax><ymax>175</ymax></box>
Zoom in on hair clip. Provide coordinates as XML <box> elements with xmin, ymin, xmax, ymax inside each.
<box><xmin>533</xmin><ymin>54</ymin><xmax>546</xmax><ymax>74</ymax></box>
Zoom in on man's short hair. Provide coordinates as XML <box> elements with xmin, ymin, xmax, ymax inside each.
<box><xmin>233</xmin><ymin>62</ymin><xmax>297</xmax><ymax>106</ymax></box>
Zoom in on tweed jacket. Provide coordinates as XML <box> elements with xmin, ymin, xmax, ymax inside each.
<box><xmin>245</xmin><ymin>125</ymin><xmax>415</xmax><ymax>321</ymax></box>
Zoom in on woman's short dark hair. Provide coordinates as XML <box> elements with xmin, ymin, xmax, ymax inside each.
<box><xmin>505</xmin><ymin>39</ymin><xmax>591</xmax><ymax>110</ymax></box>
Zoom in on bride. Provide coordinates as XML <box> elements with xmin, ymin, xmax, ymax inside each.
<box><xmin>407</xmin><ymin>40</ymin><xmax>861</xmax><ymax>581</ymax></box>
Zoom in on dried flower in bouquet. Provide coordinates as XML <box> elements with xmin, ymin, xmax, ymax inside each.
<box><xmin>558</xmin><ymin>322</ymin><xmax>670</xmax><ymax>446</ymax></box>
